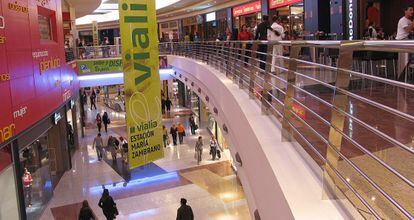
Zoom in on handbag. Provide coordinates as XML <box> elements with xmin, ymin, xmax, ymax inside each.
<box><xmin>195</xmin><ymin>124</ymin><xmax>199</xmax><ymax>130</ymax></box>
<box><xmin>113</xmin><ymin>204</ymin><xmax>119</xmax><ymax>216</ymax></box>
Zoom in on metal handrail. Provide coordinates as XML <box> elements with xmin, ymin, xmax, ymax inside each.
<box><xmin>160</xmin><ymin>40</ymin><xmax>414</xmax><ymax>219</ymax></box>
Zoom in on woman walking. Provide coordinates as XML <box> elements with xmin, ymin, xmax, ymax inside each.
<box><xmin>209</xmin><ymin>135</ymin><xmax>218</xmax><ymax>160</ymax></box>
<box><xmin>107</xmin><ymin>136</ymin><xmax>118</xmax><ymax>161</ymax></box>
<box><xmin>102</xmin><ymin>112</ymin><xmax>110</xmax><ymax>133</ymax></box>
<box><xmin>177</xmin><ymin>123</ymin><xmax>185</xmax><ymax>144</ymax></box>
<box><xmin>96</xmin><ymin>113</ymin><xmax>102</xmax><ymax>133</ymax></box>
<box><xmin>98</xmin><ymin>189</ymin><xmax>118</xmax><ymax>220</ymax></box>
<box><xmin>195</xmin><ymin>136</ymin><xmax>203</xmax><ymax>165</ymax></box>
<box><xmin>78</xmin><ymin>200</ymin><xmax>96</xmax><ymax>220</ymax></box>
<box><xmin>170</xmin><ymin>124</ymin><xmax>178</xmax><ymax>146</ymax></box>
<box><xmin>162</xmin><ymin>125</ymin><xmax>169</xmax><ymax>148</ymax></box>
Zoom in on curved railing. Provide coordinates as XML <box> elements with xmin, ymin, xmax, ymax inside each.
<box><xmin>159</xmin><ymin>40</ymin><xmax>414</xmax><ymax>219</ymax></box>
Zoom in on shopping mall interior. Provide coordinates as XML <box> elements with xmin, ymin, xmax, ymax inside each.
<box><xmin>0</xmin><ymin>0</ymin><xmax>414</xmax><ymax>219</ymax></box>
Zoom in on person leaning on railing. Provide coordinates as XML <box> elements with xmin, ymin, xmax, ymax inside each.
<box><xmin>396</xmin><ymin>6</ymin><xmax>414</xmax><ymax>81</ymax></box>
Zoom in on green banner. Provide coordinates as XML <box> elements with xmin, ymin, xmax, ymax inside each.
<box><xmin>119</xmin><ymin>0</ymin><xmax>163</xmax><ymax>169</ymax></box>
<box><xmin>77</xmin><ymin>58</ymin><xmax>122</xmax><ymax>74</ymax></box>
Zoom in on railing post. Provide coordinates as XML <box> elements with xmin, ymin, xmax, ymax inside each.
<box><xmin>248</xmin><ymin>42</ymin><xmax>258</xmax><ymax>99</ymax></box>
<box><xmin>324</xmin><ymin>41</ymin><xmax>360</xmax><ymax>200</ymax></box>
<box><xmin>262</xmin><ymin>43</ymin><xmax>274</xmax><ymax>115</ymax></box>
<box><xmin>239</xmin><ymin>42</ymin><xmax>248</xmax><ymax>89</ymax></box>
<box><xmin>282</xmin><ymin>42</ymin><xmax>303</xmax><ymax>141</ymax></box>
<box><xmin>215</xmin><ymin>42</ymin><xmax>220</xmax><ymax>69</ymax></box>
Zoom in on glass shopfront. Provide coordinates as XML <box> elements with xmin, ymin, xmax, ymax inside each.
<box><xmin>233</xmin><ymin>1</ymin><xmax>262</xmax><ymax>31</ymax></box>
<box><xmin>204</xmin><ymin>10</ymin><xmax>229</xmax><ymax>41</ymax></box>
<box><xmin>0</xmin><ymin>144</ymin><xmax>20</xmax><ymax>220</ymax></box>
<box><xmin>20</xmin><ymin>133</ymin><xmax>53</xmax><ymax>220</ymax></box>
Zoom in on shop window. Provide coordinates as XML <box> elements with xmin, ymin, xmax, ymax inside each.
<box><xmin>38</xmin><ymin>6</ymin><xmax>57</xmax><ymax>42</ymax></box>
<box><xmin>20</xmin><ymin>134</ymin><xmax>53</xmax><ymax>220</ymax></box>
<box><xmin>0</xmin><ymin>146</ymin><xmax>19</xmax><ymax>220</ymax></box>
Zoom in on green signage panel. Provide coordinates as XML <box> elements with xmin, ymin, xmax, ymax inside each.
<box><xmin>77</xmin><ymin>58</ymin><xmax>123</xmax><ymax>74</ymax></box>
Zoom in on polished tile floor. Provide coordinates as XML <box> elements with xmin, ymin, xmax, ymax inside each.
<box><xmin>40</xmin><ymin>102</ymin><xmax>250</xmax><ymax>220</ymax></box>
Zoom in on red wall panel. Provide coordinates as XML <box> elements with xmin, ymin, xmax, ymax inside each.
<box><xmin>0</xmin><ymin>0</ymin><xmax>79</xmax><ymax>146</ymax></box>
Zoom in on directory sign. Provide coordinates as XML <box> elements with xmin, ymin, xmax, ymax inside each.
<box><xmin>119</xmin><ymin>0</ymin><xmax>164</xmax><ymax>169</ymax></box>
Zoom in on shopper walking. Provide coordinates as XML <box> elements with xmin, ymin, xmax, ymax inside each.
<box><xmin>255</xmin><ymin>15</ymin><xmax>271</xmax><ymax>71</ymax></box>
<box><xmin>22</xmin><ymin>168</ymin><xmax>33</xmax><ymax>208</ymax></box>
<box><xmin>78</xmin><ymin>200</ymin><xmax>96</xmax><ymax>220</ymax></box>
<box><xmin>102</xmin><ymin>112</ymin><xmax>111</xmax><ymax>133</ymax></box>
<box><xmin>119</xmin><ymin>136</ymin><xmax>128</xmax><ymax>163</ymax></box>
<box><xmin>162</xmin><ymin>125</ymin><xmax>169</xmax><ymax>148</ymax></box>
<box><xmin>396</xmin><ymin>6</ymin><xmax>414</xmax><ymax>80</ymax></box>
<box><xmin>92</xmin><ymin>133</ymin><xmax>104</xmax><ymax>161</ymax></box>
<box><xmin>170</xmin><ymin>124</ymin><xmax>178</xmax><ymax>146</ymax></box>
<box><xmin>107</xmin><ymin>136</ymin><xmax>118</xmax><ymax>161</ymax></box>
<box><xmin>161</xmin><ymin>96</ymin><xmax>166</xmax><ymax>115</ymax></box>
<box><xmin>209</xmin><ymin>135</ymin><xmax>218</xmax><ymax>160</ymax></box>
<box><xmin>165</xmin><ymin>98</ymin><xmax>172</xmax><ymax>114</ymax></box>
<box><xmin>189</xmin><ymin>115</ymin><xmax>197</xmax><ymax>135</ymax></box>
<box><xmin>98</xmin><ymin>189</ymin><xmax>118</xmax><ymax>220</ymax></box>
<box><xmin>90</xmin><ymin>90</ymin><xmax>97</xmax><ymax>110</ymax></box>
<box><xmin>176</xmin><ymin>198</ymin><xmax>194</xmax><ymax>220</ymax></box>
<box><xmin>268</xmin><ymin>16</ymin><xmax>285</xmax><ymax>73</ymax></box>
<box><xmin>96</xmin><ymin>113</ymin><xmax>102</xmax><ymax>133</ymax></box>
<box><xmin>195</xmin><ymin>136</ymin><xmax>203</xmax><ymax>165</ymax></box>
<box><xmin>177</xmin><ymin>123</ymin><xmax>185</xmax><ymax>144</ymax></box>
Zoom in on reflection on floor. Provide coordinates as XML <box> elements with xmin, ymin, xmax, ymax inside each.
<box><xmin>40</xmin><ymin>102</ymin><xmax>251</xmax><ymax>220</ymax></box>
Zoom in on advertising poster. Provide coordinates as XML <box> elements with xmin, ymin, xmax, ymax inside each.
<box><xmin>77</xmin><ymin>58</ymin><xmax>123</xmax><ymax>74</ymax></box>
<box><xmin>119</xmin><ymin>0</ymin><xmax>163</xmax><ymax>169</ymax></box>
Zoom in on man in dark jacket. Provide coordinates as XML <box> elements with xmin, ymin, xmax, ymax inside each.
<box><xmin>176</xmin><ymin>198</ymin><xmax>194</xmax><ymax>220</ymax></box>
<box><xmin>255</xmin><ymin>15</ymin><xmax>270</xmax><ymax>71</ymax></box>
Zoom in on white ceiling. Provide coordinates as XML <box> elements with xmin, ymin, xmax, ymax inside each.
<box><xmin>75</xmin><ymin>0</ymin><xmax>183</xmax><ymax>25</ymax></box>
<box><xmin>66</xmin><ymin>0</ymin><xmax>102</xmax><ymax>18</ymax></box>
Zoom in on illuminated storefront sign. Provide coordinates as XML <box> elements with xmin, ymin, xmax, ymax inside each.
<box><xmin>233</xmin><ymin>1</ymin><xmax>261</xmax><ymax>17</ymax></box>
<box><xmin>269</xmin><ymin>0</ymin><xmax>302</xmax><ymax>9</ymax></box>
<box><xmin>347</xmin><ymin>0</ymin><xmax>357</xmax><ymax>40</ymax></box>
<box><xmin>119</xmin><ymin>0</ymin><xmax>164</xmax><ymax>169</ymax></box>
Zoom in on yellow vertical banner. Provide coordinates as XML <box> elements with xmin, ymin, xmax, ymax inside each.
<box><xmin>92</xmin><ymin>21</ymin><xmax>99</xmax><ymax>46</ymax></box>
<box><xmin>119</xmin><ymin>0</ymin><xmax>163</xmax><ymax>169</ymax></box>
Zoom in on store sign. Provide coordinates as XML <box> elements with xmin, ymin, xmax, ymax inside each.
<box><xmin>269</xmin><ymin>0</ymin><xmax>302</xmax><ymax>9</ymax></box>
<box><xmin>292</xmin><ymin>102</ymin><xmax>306</xmax><ymax>120</ymax></box>
<box><xmin>32</xmin><ymin>50</ymin><xmax>49</xmax><ymax>59</ymax></box>
<box><xmin>347</xmin><ymin>0</ymin><xmax>357</xmax><ymax>40</ymax></box>
<box><xmin>119</xmin><ymin>0</ymin><xmax>164</xmax><ymax>169</ymax></box>
<box><xmin>39</xmin><ymin>58</ymin><xmax>61</xmax><ymax>74</ymax></box>
<box><xmin>76</xmin><ymin>58</ymin><xmax>123</xmax><ymax>74</ymax></box>
<box><xmin>0</xmin><ymin>124</ymin><xmax>15</xmax><ymax>144</ymax></box>
<box><xmin>233</xmin><ymin>1</ymin><xmax>261</xmax><ymax>17</ymax></box>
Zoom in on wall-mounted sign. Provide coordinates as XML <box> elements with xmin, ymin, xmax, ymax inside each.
<box><xmin>53</xmin><ymin>112</ymin><xmax>62</xmax><ymax>124</ymax></box>
<box><xmin>233</xmin><ymin>1</ymin><xmax>261</xmax><ymax>17</ymax></box>
<box><xmin>8</xmin><ymin>1</ymin><xmax>29</xmax><ymax>13</ymax></box>
<box><xmin>13</xmin><ymin>106</ymin><xmax>28</xmax><ymax>119</ymax></box>
<box><xmin>0</xmin><ymin>73</ymin><xmax>10</xmax><ymax>82</ymax></box>
<box><xmin>346</xmin><ymin>0</ymin><xmax>357</xmax><ymax>40</ymax></box>
<box><xmin>40</xmin><ymin>58</ymin><xmax>61</xmax><ymax>74</ymax></box>
<box><xmin>269</xmin><ymin>0</ymin><xmax>302</xmax><ymax>9</ymax></box>
<box><xmin>32</xmin><ymin>50</ymin><xmax>49</xmax><ymax>59</ymax></box>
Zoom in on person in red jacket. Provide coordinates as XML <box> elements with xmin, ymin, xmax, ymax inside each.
<box><xmin>238</xmin><ymin>24</ymin><xmax>253</xmax><ymax>66</ymax></box>
<box><xmin>22</xmin><ymin>168</ymin><xmax>33</xmax><ymax>207</ymax></box>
